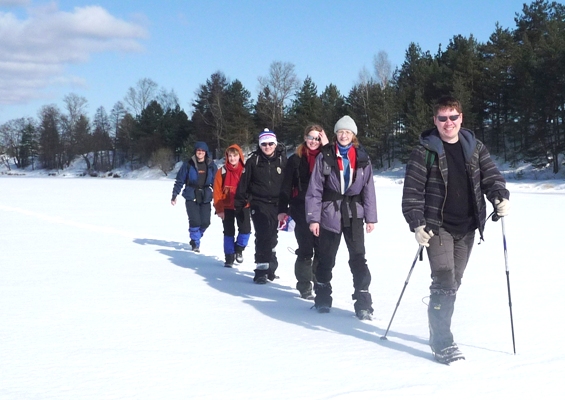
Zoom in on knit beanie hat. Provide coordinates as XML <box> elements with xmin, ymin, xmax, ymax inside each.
<box><xmin>334</xmin><ymin>115</ymin><xmax>357</xmax><ymax>135</ymax></box>
<box><xmin>258</xmin><ymin>128</ymin><xmax>277</xmax><ymax>146</ymax></box>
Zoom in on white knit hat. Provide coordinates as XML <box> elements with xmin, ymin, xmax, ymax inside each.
<box><xmin>258</xmin><ymin>128</ymin><xmax>277</xmax><ymax>145</ymax></box>
<box><xmin>334</xmin><ymin>115</ymin><xmax>358</xmax><ymax>135</ymax></box>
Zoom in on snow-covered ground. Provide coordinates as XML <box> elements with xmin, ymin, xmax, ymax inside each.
<box><xmin>1</xmin><ymin>159</ymin><xmax>564</xmax><ymax>399</ymax></box>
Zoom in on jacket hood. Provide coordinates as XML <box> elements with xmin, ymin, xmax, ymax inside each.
<box><xmin>194</xmin><ymin>141</ymin><xmax>211</xmax><ymax>158</ymax></box>
<box><xmin>224</xmin><ymin>144</ymin><xmax>245</xmax><ymax>168</ymax></box>
<box><xmin>420</xmin><ymin>128</ymin><xmax>476</xmax><ymax>157</ymax></box>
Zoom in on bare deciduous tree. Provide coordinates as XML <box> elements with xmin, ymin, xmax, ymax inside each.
<box><xmin>0</xmin><ymin>117</ymin><xmax>37</xmax><ymax>169</ymax></box>
<box><xmin>63</xmin><ymin>93</ymin><xmax>88</xmax><ymax>124</ymax></box>
<box><xmin>60</xmin><ymin>93</ymin><xmax>89</xmax><ymax>167</ymax></box>
<box><xmin>149</xmin><ymin>147</ymin><xmax>175</xmax><ymax>176</ymax></box>
<box><xmin>124</xmin><ymin>78</ymin><xmax>158</xmax><ymax>116</ymax></box>
<box><xmin>0</xmin><ymin>120</ymin><xmax>20</xmax><ymax>169</ymax></box>
<box><xmin>109</xmin><ymin>101</ymin><xmax>127</xmax><ymax>168</ymax></box>
<box><xmin>257</xmin><ymin>61</ymin><xmax>300</xmax><ymax>130</ymax></box>
<box><xmin>374</xmin><ymin>50</ymin><xmax>392</xmax><ymax>88</ymax></box>
<box><xmin>156</xmin><ymin>88</ymin><xmax>180</xmax><ymax>112</ymax></box>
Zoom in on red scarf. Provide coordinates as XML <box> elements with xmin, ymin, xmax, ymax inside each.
<box><xmin>223</xmin><ymin>161</ymin><xmax>242</xmax><ymax>196</ymax></box>
<box><xmin>305</xmin><ymin>148</ymin><xmax>321</xmax><ymax>173</ymax></box>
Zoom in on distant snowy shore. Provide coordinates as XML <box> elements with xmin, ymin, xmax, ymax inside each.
<box><xmin>2</xmin><ymin>156</ymin><xmax>565</xmax><ymax>192</ymax></box>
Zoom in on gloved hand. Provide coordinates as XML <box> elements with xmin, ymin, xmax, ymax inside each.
<box><xmin>415</xmin><ymin>226</ymin><xmax>434</xmax><ymax>247</ymax></box>
<box><xmin>494</xmin><ymin>198</ymin><xmax>510</xmax><ymax>217</ymax></box>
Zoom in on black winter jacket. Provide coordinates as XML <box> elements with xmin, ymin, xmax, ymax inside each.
<box><xmin>402</xmin><ymin>128</ymin><xmax>509</xmax><ymax>240</ymax></box>
<box><xmin>235</xmin><ymin>144</ymin><xmax>287</xmax><ymax>209</ymax></box>
<box><xmin>278</xmin><ymin>153</ymin><xmax>311</xmax><ymax>215</ymax></box>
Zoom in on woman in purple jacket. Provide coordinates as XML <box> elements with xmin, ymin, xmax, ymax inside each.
<box><xmin>305</xmin><ymin>116</ymin><xmax>378</xmax><ymax>320</ymax></box>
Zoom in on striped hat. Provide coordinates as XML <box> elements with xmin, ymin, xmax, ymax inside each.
<box><xmin>258</xmin><ymin>128</ymin><xmax>277</xmax><ymax>146</ymax></box>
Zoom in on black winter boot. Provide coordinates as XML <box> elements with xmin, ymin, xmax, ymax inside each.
<box><xmin>352</xmin><ymin>290</ymin><xmax>374</xmax><ymax>320</ymax></box>
<box><xmin>189</xmin><ymin>240</ymin><xmax>199</xmax><ymax>253</ymax></box>
<box><xmin>428</xmin><ymin>292</ymin><xmax>457</xmax><ymax>354</ymax></box>
<box><xmin>313</xmin><ymin>282</ymin><xmax>333</xmax><ymax>312</ymax></box>
<box><xmin>295</xmin><ymin>258</ymin><xmax>314</xmax><ymax>298</ymax></box>
<box><xmin>253</xmin><ymin>265</ymin><xmax>269</xmax><ymax>284</ymax></box>
<box><xmin>224</xmin><ymin>253</ymin><xmax>235</xmax><ymax>268</ymax></box>
<box><xmin>268</xmin><ymin>251</ymin><xmax>279</xmax><ymax>281</ymax></box>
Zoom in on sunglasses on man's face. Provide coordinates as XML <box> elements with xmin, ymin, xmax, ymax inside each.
<box><xmin>306</xmin><ymin>135</ymin><xmax>321</xmax><ymax>142</ymax></box>
<box><xmin>436</xmin><ymin>114</ymin><xmax>460</xmax><ymax>122</ymax></box>
<box><xmin>261</xmin><ymin>142</ymin><xmax>275</xmax><ymax>147</ymax></box>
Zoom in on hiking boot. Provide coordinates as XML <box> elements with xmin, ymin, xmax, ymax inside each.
<box><xmin>313</xmin><ymin>282</ymin><xmax>333</xmax><ymax>311</ymax></box>
<box><xmin>189</xmin><ymin>240</ymin><xmax>200</xmax><ymax>253</ymax></box>
<box><xmin>356</xmin><ymin>309</ymin><xmax>373</xmax><ymax>321</ymax></box>
<box><xmin>314</xmin><ymin>282</ymin><xmax>333</xmax><ymax>308</ymax></box>
<box><xmin>352</xmin><ymin>290</ymin><xmax>373</xmax><ymax>318</ymax></box>
<box><xmin>314</xmin><ymin>304</ymin><xmax>330</xmax><ymax>313</ymax></box>
<box><xmin>253</xmin><ymin>263</ymin><xmax>269</xmax><ymax>284</ymax></box>
<box><xmin>433</xmin><ymin>343</ymin><xmax>465</xmax><ymax>365</ymax></box>
<box><xmin>234</xmin><ymin>245</ymin><xmax>245</xmax><ymax>264</ymax></box>
<box><xmin>224</xmin><ymin>253</ymin><xmax>235</xmax><ymax>268</ymax></box>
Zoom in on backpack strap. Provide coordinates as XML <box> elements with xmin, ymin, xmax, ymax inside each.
<box><xmin>424</xmin><ymin>149</ymin><xmax>437</xmax><ymax>185</ymax></box>
<box><xmin>425</xmin><ymin>149</ymin><xmax>436</xmax><ymax>171</ymax></box>
<box><xmin>322</xmin><ymin>188</ymin><xmax>363</xmax><ymax>241</ymax></box>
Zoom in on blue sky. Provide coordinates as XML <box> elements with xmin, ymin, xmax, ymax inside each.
<box><xmin>0</xmin><ymin>0</ymin><xmax>527</xmax><ymax>123</ymax></box>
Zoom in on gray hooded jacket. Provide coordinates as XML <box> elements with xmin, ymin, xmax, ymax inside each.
<box><xmin>402</xmin><ymin>128</ymin><xmax>509</xmax><ymax>240</ymax></box>
<box><xmin>305</xmin><ymin>143</ymin><xmax>378</xmax><ymax>234</ymax></box>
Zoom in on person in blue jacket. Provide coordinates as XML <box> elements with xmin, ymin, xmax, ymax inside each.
<box><xmin>171</xmin><ymin>142</ymin><xmax>218</xmax><ymax>252</ymax></box>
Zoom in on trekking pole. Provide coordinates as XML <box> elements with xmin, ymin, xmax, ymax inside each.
<box><xmin>500</xmin><ymin>217</ymin><xmax>517</xmax><ymax>354</ymax></box>
<box><xmin>380</xmin><ymin>245</ymin><xmax>424</xmax><ymax>341</ymax></box>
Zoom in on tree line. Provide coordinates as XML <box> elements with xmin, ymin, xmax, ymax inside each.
<box><xmin>1</xmin><ymin>0</ymin><xmax>564</xmax><ymax>175</ymax></box>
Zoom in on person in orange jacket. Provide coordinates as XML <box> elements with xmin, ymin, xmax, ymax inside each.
<box><xmin>213</xmin><ymin>144</ymin><xmax>251</xmax><ymax>267</ymax></box>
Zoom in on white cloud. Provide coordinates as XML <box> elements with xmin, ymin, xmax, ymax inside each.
<box><xmin>0</xmin><ymin>4</ymin><xmax>147</xmax><ymax>105</ymax></box>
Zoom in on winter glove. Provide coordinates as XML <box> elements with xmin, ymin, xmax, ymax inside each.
<box><xmin>494</xmin><ymin>198</ymin><xmax>510</xmax><ymax>217</ymax></box>
<box><xmin>415</xmin><ymin>226</ymin><xmax>434</xmax><ymax>247</ymax></box>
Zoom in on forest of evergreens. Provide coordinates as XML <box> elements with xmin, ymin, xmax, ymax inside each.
<box><xmin>1</xmin><ymin>0</ymin><xmax>564</xmax><ymax>174</ymax></box>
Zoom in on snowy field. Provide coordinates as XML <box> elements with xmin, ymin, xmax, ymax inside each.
<box><xmin>1</xmin><ymin>168</ymin><xmax>564</xmax><ymax>399</ymax></box>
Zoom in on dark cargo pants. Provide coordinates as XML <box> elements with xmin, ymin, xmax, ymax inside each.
<box><xmin>426</xmin><ymin>227</ymin><xmax>475</xmax><ymax>352</ymax></box>
<box><xmin>426</xmin><ymin>227</ymin><xmax>475</xmax><ymax>293</ymax></box>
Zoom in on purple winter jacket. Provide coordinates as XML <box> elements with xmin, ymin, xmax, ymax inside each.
<box><xmin>305</xmin><ymin>144</ymin><xmax>378</xmax><ymax>234</ymax></box>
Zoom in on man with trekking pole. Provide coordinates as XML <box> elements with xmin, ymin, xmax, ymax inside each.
<box><xmin>401</xmin><ymin>95</ymin><xmax>510</xmax><ymax>365</ymax></box>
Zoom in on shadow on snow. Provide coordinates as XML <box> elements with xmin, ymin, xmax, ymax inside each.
<box><xmin>134</xmin><ymin>237</ymin><xmax>432</xmax><ymax>361</ymax></box>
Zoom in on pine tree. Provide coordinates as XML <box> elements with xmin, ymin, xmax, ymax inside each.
<box><xmin>395</xmin><ymin>43</ymin><xmax>435</xmax><ymax>161</ymax></box>
<box><xmin>92</xmin><ymin>107</ymin><xmax>113</xmax><ymax>171</ymax></box>
<box><xmin>38</xmin><ymin>105</ymin><xmax>62</xmax><ymax>170</ymax></box>
<box><xmin>192</xmin><ymin>71</ymin><xmax>230</xmax><ymax>157</ymax></box>
<box><xmin>286</xmin><ymin>76</ymin><xmax>322</xmax><ymax>144</ymax></box>
<box><xmin>320</xmin><ymin>84</ymin><xmax>347</xmax><ymax>132</ymax></box>
<box><xmin>223</xmin><ymin>79</ymin><xmax>254</xmax><ymax>151</ymax></box>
